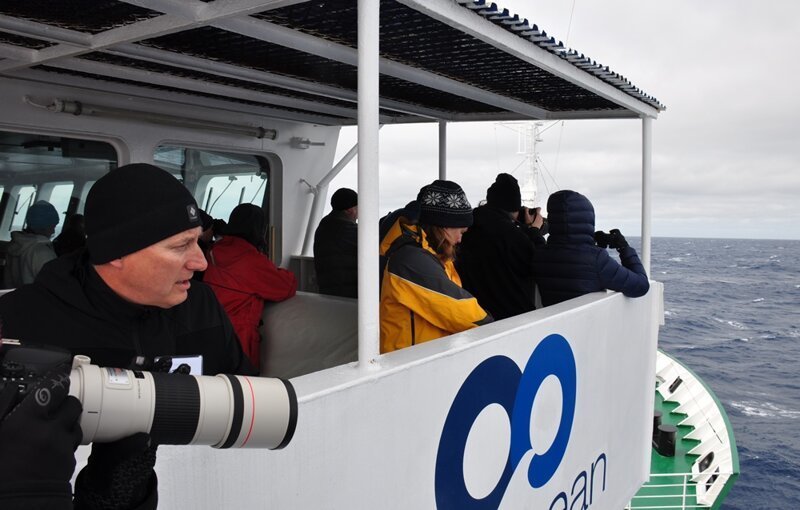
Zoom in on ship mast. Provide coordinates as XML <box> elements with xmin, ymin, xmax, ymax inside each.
<box><xmin>512</xmin><ymin>121</ymin><xmax>543</xmax><ymax>208</ymax></box>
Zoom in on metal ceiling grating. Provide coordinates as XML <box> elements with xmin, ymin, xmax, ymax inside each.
<box><xmin>141</xmin><ymin>27</ymin><xmax>503</xmax><ymax>115</ymax></box>
<box><xmin>81</xmin><ymin>52</ymin><xmax>360</xmax><ymax>112</ymax></box>
<box><xmin>35</xmin><ymin>65</ymin><xmax>354</xmax><ymax>124</ymax></box>
<box><xmin>0</xmin><ymin>0</ymin><xmax>665</xmax><ymax>124</ymax></box>
<box><xmin>455</xmin><ymin>0</ymin><xmax>664</xmax><ymax>110</ymax></box>
<box><xmin>0</xmin><ymin>0</ymin><xmax>160</xmax><ymax>35</ymax></box>
<box><xmin>0</xmin><ymin>32</ymin><xmax>55</xmax><ymax>50</ymax></box>
<box><xmin>255</xmin><ymin>0</ymin><xmax>625</xmax><ymax>112</ymax></box>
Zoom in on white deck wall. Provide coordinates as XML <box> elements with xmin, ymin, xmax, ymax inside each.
<box><xmin>154</xmin><ymin>287</ymin><xmax>661</xmax><ymax>509</ymax></box>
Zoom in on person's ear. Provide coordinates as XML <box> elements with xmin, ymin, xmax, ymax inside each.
<box><xmin>108</xmin><ymin>257</ymin><xmax>125</xmax><ymax>269</ymax></box>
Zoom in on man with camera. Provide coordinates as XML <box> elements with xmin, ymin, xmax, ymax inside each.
<box><xmin>457</xmin><ymin>173</ymin><xmax>546</xmax><ymax>320</ymax></box>
<box><xmin>0</xmin><ymin>163</ymin><xmax>256</xmax><ymax>509</ymax></box>
<box><xmin>533</xmin><ymin>189</ymin><xmax>649</xmax><ymax>306</ymax></box>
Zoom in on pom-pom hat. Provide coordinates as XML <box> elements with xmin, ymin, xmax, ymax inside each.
<box><xmin>417</xmin><ymin>180</ymin><xmax>473</xmax><ymax>228</ymax></box>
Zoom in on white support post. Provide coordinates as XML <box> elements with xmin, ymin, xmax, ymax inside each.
<box><xmin>357</xmin><ymin>0</ymin><xmax>380</xmax><ymax>368</ymax></box>
<box><xmin>438</xmin><ymin>120</ymin><xmax>447</xmax><ymax>180</ymax></box>
<box><xmin>300</xmin><ymin>184</ymin><xmax>328</xmax><ymax>257</ymax></box>
<box><xmin>641</xmin><ymin>117</ymin><xmax>653</xmax><ymax>275</ymax></box>
<box><xmin>300</xmin><ymin>143</ymin><xmax>360</xmax><ymax>256</ymax></box>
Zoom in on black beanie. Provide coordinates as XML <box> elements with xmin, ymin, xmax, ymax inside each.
<box><xmin>198</xmin><ymin>209</ymin><xmax>214</xmax><ymax>231</ymax></box>
<box><xmin>330</xmin><ymin>188</ymin><xmax>358</xmax><ymax>211</ymax></box>
<box><xmin>85</xmin><ymin>163</ymin><xmax>202</xmax><ymax>264</ymax></box>
<box><xmin>225</xmin><ymin>203</ymin><xmax>267</xmax><ymax>250</ymax></box>
<box><xmin>486</xmin><ymin>173</ymin><xmax>521</xmax><ymax>212</ymax></box>
<box><xmin>417</xmin><ymin>180</ymin><xmax>473</xmax><ymax>228</ymax></box>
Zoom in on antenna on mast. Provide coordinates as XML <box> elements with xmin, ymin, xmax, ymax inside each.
<box><xmin>518</xmin><ymin>122</ymin><xmax>543</xmax><ymax>208</ymax></box>
<box><xmin>498</xmin><ymin>121</ymin><xmax>544</xmax><ymax>207</ymax></box>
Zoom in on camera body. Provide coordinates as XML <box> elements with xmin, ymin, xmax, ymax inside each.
<box><xmin>1</xmin><ymin>341</ymin><xmax>297</xmax><ymax>449</ymax></box>
<box><xmin>595</xmin><ymin>229</ymin><xmax>627</xmax><ymax>250</ymax></box>
<box><xmin>0</xmin><ymin>340</ymin><xmax>72</xmax><ymax>406</ymax></box>
<box><xmin>518</xmin><ymin>206</ymin><xmax>549</xmax><ymax>236</ymax></box>
<box><xmin>595</xmin><ymin>230</ymin><xmax>612</xmax><ymax>249</ymax></box>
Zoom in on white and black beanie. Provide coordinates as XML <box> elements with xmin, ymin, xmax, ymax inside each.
<box><xmin>85</xmin><ymin>163</ymin><xmax>202</xmax><ymax>264</ymax></box>
<box><xmin>416</xmin><ymin>180</ymin><xmax>473</xmax><ymax>228</ymax></box>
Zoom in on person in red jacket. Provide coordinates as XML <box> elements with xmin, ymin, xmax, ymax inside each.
<box><xmin>204</xmin><ymin>204</ymin><xmax>297</xmax><ymax>369</ymax></box>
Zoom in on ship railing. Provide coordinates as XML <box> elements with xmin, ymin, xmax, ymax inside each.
<box><xmin>625</xmin><ymin>470</ymin><xmax>735</xmax><ymax>509</ymax></box>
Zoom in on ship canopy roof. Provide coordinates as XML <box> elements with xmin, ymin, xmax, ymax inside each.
<box><xmin>0</xmin><ymin>0</ymin><xmax>664</xmax><ymax>127</ymax></box>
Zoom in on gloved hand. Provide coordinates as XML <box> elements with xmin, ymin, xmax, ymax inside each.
<box><xmin>0</xmin><ymin>366</ymin><xmax>83</xmax><ymax>483</ymax></box>
<box><xmin>608</xmin><ymin>229</ymin><xmax>629</xmax><ymax>249</ymax></box>
<box><xmin>595</xmin><ymin>230</ymin><xmax>610</xmax><ymax>249</ymax></box>
<box><xmin>74</xmin><ymin>432</ymin><xmax>158</xmax><ymax>510</ymax></box>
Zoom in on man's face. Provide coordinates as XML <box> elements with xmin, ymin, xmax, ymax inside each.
<box><xmin>113</xmin><ymin>227</ymin><xmax>207</xmax><ymax>308</ymax></box>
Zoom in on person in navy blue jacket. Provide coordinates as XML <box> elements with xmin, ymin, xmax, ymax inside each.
<box><xmin>533</xmin><ymin>190</ymin><xmax>649</xmax><ymax>307</ymax></box>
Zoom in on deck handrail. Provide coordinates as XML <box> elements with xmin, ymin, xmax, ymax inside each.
<box><xmin>625</xmin><ymin>470</ymin><xmax>737</xmax><ymax>510</ymax></box>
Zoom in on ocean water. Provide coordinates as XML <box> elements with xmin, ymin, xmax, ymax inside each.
<box><xmin>650</xmin><ymin>237</ymin><xmax>800</xmax><ymax>509</ymax></box>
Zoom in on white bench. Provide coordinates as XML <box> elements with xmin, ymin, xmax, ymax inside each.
<box><xmin>259</xmin><ymin>291</ymin><xmax>357</xmax><ymax>379</ymax></box>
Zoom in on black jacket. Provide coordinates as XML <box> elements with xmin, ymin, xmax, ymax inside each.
<box><xmin>533</xmin><ymin>190</ymin><xmax>649</xmax><ymax>306</ymax></box>
<box><xmin>0</xmin><ymin>251</ymin><xmax>255</xmax><ymax>510</ymax></box>
<box><xmin>313</xmin><ymin>210</ymin><xmax>358</xmax><ymax>298</ymax></box>
<box><xmin>456</xmin><ymin>205</ymin><xmax>545</xmax><ymax>320</ymax></box>
<box><xmin>0</xmin><ymin>251</ymin><xmax>255</xmax><ymax>376</ymax></box>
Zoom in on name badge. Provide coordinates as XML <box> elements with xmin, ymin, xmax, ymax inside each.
<box><xmin>156</xmin><ymin>354</ymin><xmax>203</xmax><ymax>375</ymax></box>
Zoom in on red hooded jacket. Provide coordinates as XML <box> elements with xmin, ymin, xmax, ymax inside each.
<box><xmin>204</xmin><ymin>236</ymin><xmax>297</xmax><ymax>368</ymax></box>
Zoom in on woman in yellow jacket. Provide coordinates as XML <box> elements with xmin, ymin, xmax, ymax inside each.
<box><xmin>380</xmin><ymin>180</ymin><xmax>492</xmax><ymax>353</ymax></box>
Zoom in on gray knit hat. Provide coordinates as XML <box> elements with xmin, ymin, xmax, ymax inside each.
<box><xmin>85</xmin><ymin>163</ymin><xmax>202</xmax><ymax>264</ymax></box>
<box><xmin>416</xmin><ymin>180</ymin><xmax>473</xmax><ymax>228</ymax></box>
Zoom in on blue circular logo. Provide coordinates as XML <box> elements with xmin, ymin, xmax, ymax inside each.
<box><xmin>434</xmin><ymin>334</ymin><xmax>577</xmax><ymax>509</ymax></box>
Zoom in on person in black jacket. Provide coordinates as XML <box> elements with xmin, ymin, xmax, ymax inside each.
<box><xmin>457</xmin><ymin>173</ymin><xmax>546</xmax><ymax>320</ymax></box>
<box><xmin>533</xmin><ymin>189</ymin><xmax>649</xmax><ymax>306</ymax></box>
<box><xmin>53</xmin><ymin>213</ymin><xmax>86</xmax><ymax>257</ymax></box>
<box><xmin>0</xmin><ymin>163</ymin><xmax>256</xmax><ymax>510</ymax></box>
<box><xmin>313</xmin><ymin>188</ymin><xmax>358</xmax><ymax>298</ymax></box>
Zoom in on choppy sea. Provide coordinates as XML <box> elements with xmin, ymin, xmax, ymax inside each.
<box><xmin>649</xmin><ymin>237</ymin><xmax>800</xmax><ymax>509</ymax></box>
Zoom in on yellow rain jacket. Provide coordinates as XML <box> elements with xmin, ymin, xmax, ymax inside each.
<box><xmin>379</xmin><ymin>218</ymin><xmax>492</xmax><ymax>353</ymax></box>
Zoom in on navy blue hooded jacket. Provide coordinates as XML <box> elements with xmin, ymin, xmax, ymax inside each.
<box><xmin>533</xmin><ymin>190</ymin><xmax>649</xmax><ymax>306</ymax></box>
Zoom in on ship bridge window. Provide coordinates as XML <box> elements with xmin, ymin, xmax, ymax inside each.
<box><xmin>6</xmin><ymin>182</ymin><xmax>74</xmax><ymax>236</ymax></box>
<box><xmin>154</xmin><ymin>145</ymin><xmax>270</xmax><ymax>229</ymax></box>
<box><xmin>39</xmin><ymin>183</ymin><xmax>74</xmax><ymax>236</ymax></box>
<box><xmin>0</xmin><ymin>130</ymin><xmax>118</xmax><ymax>242</ymax></box>
<box><xmin>7</xmin><ymin>185</ymin><xmax>36</xmax><ymax>234</ymax></box>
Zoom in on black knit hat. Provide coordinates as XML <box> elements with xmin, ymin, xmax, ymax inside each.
<box><xmin>85</xmin><ymin>163</ymin><xmax>202</xmax><ymax>264</ymax></box>
<box><xmin>198</xmin><ymin>209</ymin><xmax>214</xmax><ymax>231</ymax></box>
<box><xmin>486</xmin><ymin>173</ymin><xmax>522</xmax><ymax>212</ymax></box>
<box><xmin>330</xmin><ymin>188</ymin><xmax>358</xmax><ymax>211</ymax></box>
<box><xmin>417</xmin><ymin>180</ymin><xmax>473</xmax><ymax>228</ymax></box>
<box><xmin>225</xmin><ymin>203</ymin><xmax>267</xmax><ymax>251</ymax></box>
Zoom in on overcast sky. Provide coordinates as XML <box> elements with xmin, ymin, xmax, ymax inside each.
<box><xmin>327</xmin><ymin>0</ymin><xmax>800</xmax><ymax>240</ymax></box>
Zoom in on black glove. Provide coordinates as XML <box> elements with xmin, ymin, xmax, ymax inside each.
<box><xmin>595</xmin><ymin>230</ymin><xmax>610</xmax><ymax>249</ymax></box>
<box><xmin>608</xmin><ymin>229</ymin><xmax>629</xmax><ymax>249</ymax></box>
<box><xmin>0</xmin><ymin>366</ymin><xmax>83</xmax><ymax>483</ymax></box>
<box><xmin>74</xmin><ymin>432</ymin><xmax>158</xmax><ymax>510</ymax></box>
